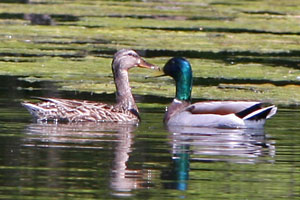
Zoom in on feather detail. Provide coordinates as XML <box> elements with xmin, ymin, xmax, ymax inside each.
<box><xmin>22</xmin><ymin>98</ymin><xmax>138</xmax><ymax>123</ymax></box>
<box><xmin>242</xmin><ymin>105</ymin><xmax>277</xmax><ymax>121</ymax></box>
<box><xmin>188</xmin><ymin>101</ymin><xmax>261</xmax><ymax>115</ymax></box>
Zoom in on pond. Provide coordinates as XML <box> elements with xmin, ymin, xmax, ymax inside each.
<box><xmin>0</xmin><ymin>0</ymin><xmax>299</xmax><ymax>199</ymax></box>
<box><xmin>0</xmin><ymin>76</ymin><xmax>299</xmax><ymax>199</ymax></box>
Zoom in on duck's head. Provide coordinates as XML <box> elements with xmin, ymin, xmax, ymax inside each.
<box><xmin>163</xmin><ymin>57</ymin><xmax>193</xmax><ymax>101</ymax></box>
<box><xmin>112</xmin><ymin>49</ymin><xmax>159</xmax><ymax>71</ymax></box>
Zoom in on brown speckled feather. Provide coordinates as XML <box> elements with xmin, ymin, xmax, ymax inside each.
<box><xmin>22</xmin><ymin>98</ymin><xmax>139</xmax><ymax>123</ymax></box>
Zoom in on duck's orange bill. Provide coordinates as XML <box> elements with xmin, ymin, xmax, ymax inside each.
<box><xmin>137</xmin><ymin>58</ymin><xmax>161</xmax><ymax>71</ymax></box>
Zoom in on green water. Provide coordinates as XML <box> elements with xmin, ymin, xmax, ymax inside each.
<box><xmin>0</xmin><ymin>77</ymin><xmax>299</xmax><ymax>199</ymax></box>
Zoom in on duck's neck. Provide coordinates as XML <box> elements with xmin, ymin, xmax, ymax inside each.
<box><xmin>113</xmin><ymin>68</ymin><xmax>138</xmax><ymax>112</ymax></box>
<box><xmin>175</xmin><ymin>70</ymin><xmax>192</xmax><ymax>102</ymax></box>
<box><xmin>164</xmin><ymin>68</ymin><xmax>192</xmax><ymax>122</ymax></box>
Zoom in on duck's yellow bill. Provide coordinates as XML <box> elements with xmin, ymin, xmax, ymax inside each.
<box><xmin>145</xmin><ymin>70</ymin><xmax>166</xmax><ymax>79</ymax></box>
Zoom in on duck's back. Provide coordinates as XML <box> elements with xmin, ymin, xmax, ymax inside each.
<box><xmin>22</xmin><ymin>98</ymin><xmax>139</xmax><ymax>123</ymax></box>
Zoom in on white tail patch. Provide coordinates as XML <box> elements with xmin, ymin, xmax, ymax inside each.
<box><xmin>266</xmin><ymin>106</ymin><xmax>277</xmax><ymax>119</ymax></box>
<box><xmin>22</xmin><ymin>102</ymin><xmax>42</xmax><ymax>112</ymax></box>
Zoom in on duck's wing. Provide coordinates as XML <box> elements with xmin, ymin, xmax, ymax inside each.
<box><xmin>22</xmin><ymin>97</ymin><xmax>137</xmax><ymax>122</ymax></box>
<box><xmin>22</xmin><ymin>98</ymin><xmax>108</xmax><ymax>121</ymax></box>
<box><xmin>186</xmin><ymin>101</ymin><xmax>262</xmax><ymax>115</ymax></box>
<box><xmin>185</xmin><ymin>101</ymin><xmax>277</xmax><ymax>121</ymax></box>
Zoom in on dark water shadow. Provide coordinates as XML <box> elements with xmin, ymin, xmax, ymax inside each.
<box><xmin>137</xmin><ymin>26</ymin><xmax>300</xmax><ymax>36</ymax></box>
<box><xmin>34</xmin><ymin>38</ymin><xmax>111</xmax><ymax>45</ymax></box>
<box><xmin>133</xmin><ymin>49</ymin><xmax>300</xmax><ymax>70</ymax></box>
<box><xmin>0</xmin><ymin>52</ymin><xmax>85</xmax><ymax>59</ymax></box>
<box><xmin>24</xmin><ymin>13</ymin><xmax>55</xmax><ymax>25</ymax></box>
<box><xmin>91</xmin><ymin>48</ymin><xmax>300</xmax><ymax>69</ymax></box>
<box><xmin>101</xmin><ymin>14</ymin><xmax>234</xmax><ymax>21</ymax></box>
<box><xmin>161</xmin><ymin>126</ymin><xmax>275</xmax><ymax>190</ymax></box>
<box><xmin>209</xmin><ymin>1</ymin><xmax>243</xmax><ymax>6</ymax></box>
<box><xmin>242</xmin><ymin>10</ymin><xmax>286</xmax><ymax>15</ymax></box>
<box><xmin>0</xmin><ymin>58</ymin><xmax>36</xmax><ymax>63</ymax></box>
<box><xmin>0</xmin><ymin>0</ymin><xmax>28</xmax><ymax>3</ymax></box>
<box><xmin>0</xmin><ymin>12</ymin><xmax>79</xmax><ymax>23</ymax></box>
<box><xmin>0</xmin><ymin>0</ymin><xmax>57</xmax><ymax>3</ymax></box>
<box><xmin>51</xmin><ymin>14</ymin><xmax>80</xmax><ymax>22</ymax></box>
<box><xmin>5</xmin><ymin>75</ymin><xmax>117</xmax><ymax>103</ymax></box>
<box><xmin>0</xmin><ymin>12</ymin><xmax>24</xmax><ymax>19</ymax></box>
<box><xmin>193</xmin><ymin>77</ymin><xmax>300</xmax><ymax>87</ymax></box>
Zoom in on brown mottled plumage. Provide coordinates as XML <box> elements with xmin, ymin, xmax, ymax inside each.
<box><xmin>22</xmin><ymin>49</ymin><xmax>159</xmax><ymax>123</ymax></box>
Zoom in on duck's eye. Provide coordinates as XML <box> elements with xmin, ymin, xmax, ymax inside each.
<box><xmin>128</xmin><ymin>52</ymin><xmax>138</xmax><ymax>58</ymax></box>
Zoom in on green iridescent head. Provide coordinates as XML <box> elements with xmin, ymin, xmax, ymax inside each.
<box><xmin>163</xmin><ymin>57</ymin><xmax>193</xmax><ymax>101</ymax></box>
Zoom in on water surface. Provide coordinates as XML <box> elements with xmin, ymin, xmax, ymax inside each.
<box><xmin>0</xmin><ymin>76</ymin><xmax>299</xmax><ymax>199</ymax></box>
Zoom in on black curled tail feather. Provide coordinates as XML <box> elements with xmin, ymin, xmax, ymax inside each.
<box><xmin>235</xmin><ymin>103</ymin><xmax>263</xmax><ymax>119</ymax></box>
<box><xmin>236</xmin><ymin>104</ymin><xmax>276</xmax><ymax>121</ymax></box>
<box><xmin>244</xmin><ymin>106</ymin><xmax>274</xmax><ymax>121</ymax></box>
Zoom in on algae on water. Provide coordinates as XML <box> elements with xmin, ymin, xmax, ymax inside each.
<box><xmin>0</xmin><ymin>0</ymin><xmax>299</xmax><ymax>106</ymax></box>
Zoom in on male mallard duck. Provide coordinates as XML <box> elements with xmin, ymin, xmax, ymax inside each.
<box><xmin>160</xmin><ymin>57</ymin><xmax>277</xmax><ymax>128</ymax></box>
<box><xmin>22</xmin><ymin>49</ymin><xmax>159</xmax><ymax>123</ymax></box>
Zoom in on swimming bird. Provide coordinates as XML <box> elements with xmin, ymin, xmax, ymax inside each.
<box><xmin>160</xmin><ymin>57</ymin><xmax>277</xmax><ymax>128</ymax></box>
<box><xmin>22</xmin><ymin>49</ymin><xmax>159</xmax><ymax>123</ymax></box>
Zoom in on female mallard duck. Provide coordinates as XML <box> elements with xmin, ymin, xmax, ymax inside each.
<box><xmin>22</xmin><ymin>49</ymin><xmax>159</xmax><ymax>123</ymax></box>
<box><xmin>161</xmin><ymin>57</ymin><xmax>277</xmax><ymax>129</ymax></box>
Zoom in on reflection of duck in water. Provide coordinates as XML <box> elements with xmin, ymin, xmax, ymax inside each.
<box><xmin>157</xmin><ymin>57</ymin><xmax>277</xmax><ymax>128</ymax></box>
<box><xmin>22</xmin><ymin>49</ymin><xmax>159</xmax><ymax>123</ymax></box>
<box><xmin>23</xmin><ymin>122</ymin><xmax>153</xmax><ymax>196</ymax></box>
<box><xmin>168</xmin><ymin>126</ymin><xmax>275</xmax><ymax>163</ymax></box>
<box><xmin>162</xmin><ymin>126</ymin><xmax>275</xmax><ymax>190</ymax></box>
<box><xmin>110</xmin><ymin>126</ymin><xmax>153</xmax><ymax>196</ymax></box>
<box><xmin>24</xmin><ymin>122</ymin><xmax>137</xmax><ymax>149</ymax></box>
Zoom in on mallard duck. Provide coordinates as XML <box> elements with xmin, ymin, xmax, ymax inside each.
<box><xmin>22</xmin><ymin>49</ymin><xmax>159</xmax><ymax>123</ymax></box>
<box><xmin>160</xmin><ymin>57</ymin><xmax>277</xmax><ymax>128</ymax></box>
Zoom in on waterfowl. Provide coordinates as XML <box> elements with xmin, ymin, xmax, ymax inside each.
<box><xmin>161</xmin><ymin>57</ymin><xmax>277</xmax><ymax>129</ymax></box>
<box><xmin>22</xmin><ymin>49</ymin><xmax>159</xmax><ymax>123</ymax></box>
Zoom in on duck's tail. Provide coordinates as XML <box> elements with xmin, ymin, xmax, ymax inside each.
<box><xmin>236</xmin><ymin>103</ymin><xmax>277</xmax><ymax>121</ymax></box>
<box><xmin>21</xmin><ymin>102</ymin><xmax>44</xmax><ymax>119</ymax></box>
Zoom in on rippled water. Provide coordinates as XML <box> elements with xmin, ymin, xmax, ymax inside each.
<box><xmin>0</xmin><ymin>77</ymin><xmax>299</xmax><ymax>200</ymax></box>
